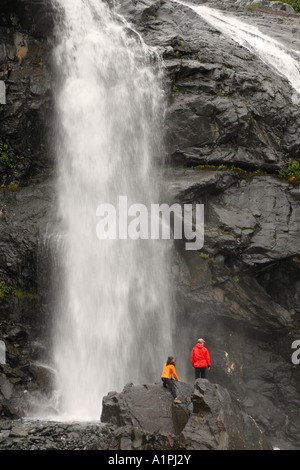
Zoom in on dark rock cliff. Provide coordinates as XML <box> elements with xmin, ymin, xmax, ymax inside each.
<box><xmin>0</xmin><ymin>0</ymin><xmax>299</xmax><ymax>450</ymax></box>
<box><xmin>0</xmin><ymin>0</ymin><xmax>55</xmax><ymax>418</ymax></box>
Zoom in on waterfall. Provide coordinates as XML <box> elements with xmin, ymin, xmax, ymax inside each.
<box><xmin>172</xmin><ymin>1</ymin><xmax>300</xmax><ymax>100</ymax></box>
<box><xmin>51</xmin><ymin>0</ymin><xmax>174</xmax><ymax>421</ymax></box>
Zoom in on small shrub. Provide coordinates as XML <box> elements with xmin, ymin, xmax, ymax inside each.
<box><xmin>0</xmin><ymin>138</ymin><xmax>16</xmax><ymax>170</ymax></box>
<box><xmin>7</xmin><ymin>182</ymin><xmax>19</xmax><ymax>191</ymax></box>
<box><xmin>246</xmin><ymin>3</ymin><xmax>258</xmax><ymax>10</ymax></box>
<box><xmin>278</xmin><ymin>159</ymin><xmax>300</xmax><ymax>183</ymax></box>
<box><xmin>0</xmin><ymin>282</ymin><xmax>13</xmax><ymax>303</ymax></box>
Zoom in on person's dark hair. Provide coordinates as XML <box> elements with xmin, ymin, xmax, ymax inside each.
<box><xmin>167</xmin><ymin>356</ymin><xmax>175</xmax><ymax>365</ymax></box>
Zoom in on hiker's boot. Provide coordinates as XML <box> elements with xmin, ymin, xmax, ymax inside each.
<box><xmin>174</xmin><ymin>398</ymin><xmax>182</xmax><ymax>404</ymax></box>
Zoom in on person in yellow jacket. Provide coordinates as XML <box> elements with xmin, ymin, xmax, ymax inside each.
<box><xmin>161</xmin><ymin>356</ymin><xmax>182</xmax><ymax>404</ymax></box>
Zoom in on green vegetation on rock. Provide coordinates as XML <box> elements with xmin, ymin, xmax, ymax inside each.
<box><xmin>269</xmin><ymin>0</ymin><xmax>300</xmax><ymax>13</ymax></box>
<box><xmin>0</xmin><ymin>282</ymin><xmax>13</xmax><ymax>303</ymax></box>
<box><xmin>246</xmin><ymin>3</ymin><xmax>258</xmax><ymax>10</ymax></box>
<box><xmin>0</xmin><ymin>281</ymin><xmax>37</xmax><ymax>304</ymax></box>
<box><xmin>0</xmin><ymin>138</ymin><xmax>15</xmax><ymax>169</ymax></box>
<box><xmin>278</xmin><ymin>159</ymin><xmax>300</xmax><ymax>184</ymax></box>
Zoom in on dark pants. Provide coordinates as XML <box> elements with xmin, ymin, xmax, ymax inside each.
<box><xmin>195</xmin><ymin>367</ymin><xmax>207</xmax><ymax>379</ymax></box>
<box><xmin>162</xmin><ymin>378</ymin><xmax>177</xmax><ymax>398</ymax></box>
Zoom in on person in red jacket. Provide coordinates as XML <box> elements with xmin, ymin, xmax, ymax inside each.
<box><xmin>191</xmin><ymin>338</ymin><xmax>211</xmax><ymax>379</ymax></box>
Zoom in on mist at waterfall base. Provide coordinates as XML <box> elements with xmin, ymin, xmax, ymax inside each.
<box><xmin>43</xmin><ymin>0</ymin><xmax>174</xmax><ymax>422</ymax></box>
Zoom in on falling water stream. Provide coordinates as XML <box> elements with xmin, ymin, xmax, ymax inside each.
<box><xmin>51</xmin><ymin>0</ymin><xmax>174</xmax><ymax>421</ymax></box>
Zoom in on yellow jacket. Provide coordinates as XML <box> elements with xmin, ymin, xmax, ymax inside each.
<box><xmin>161</xmin><ymin>363</ymin><xmax>179</xmax><ymax>381</ymax></box>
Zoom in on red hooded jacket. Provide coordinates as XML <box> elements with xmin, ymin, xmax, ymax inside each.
<box><xmin>191</xmin><ymin>343</ymin><xmax>211</xmax><ymax>368</ymax></box>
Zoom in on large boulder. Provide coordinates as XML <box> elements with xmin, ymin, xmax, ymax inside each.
<box><xmin>100</xmin><ymin>379</ymin><xmax>272</xmax><ymax>450</ymax></box>
<box><xmin>101</xmin><ymin>381</ymin><xmax>192</xmax><ymax>436</ymax></box>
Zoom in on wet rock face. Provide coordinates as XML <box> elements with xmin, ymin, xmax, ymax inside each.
<box><xmin>0</xmin><ymin>0</ymin><xmax>55</xmax><ymax>39</ymax></box>
<box><xmin>168</xmin><ymin>169</ymin><xmax>300</xmax><ymax>269</ymax></box>
<box><xmin>0</xmin><ymin>179</ymin><xmax>55</xmax><ymax>418</ymax></box>
<box><xmin>118</xmin><ymin>0</ymin><xmax>300</xmax><ymax>171</ymax></box>
<box><xmin>0</xmin><ymin>0</ymin><xmax>54</xmax><ymax>186</ymax></box>
<box><xmin>100</xmin><ymin>380</ymin><xmax>273</xmax><ymax>450</ymax></box>
<box><xmin>117</xmin><ymin>0</ymin><xmax>300</xmax><ymax>449</ymax></box>
<box><xmin>0</xmin><ymin>0</ymin><xmax>56</xmax><ymax>421</ymax></box>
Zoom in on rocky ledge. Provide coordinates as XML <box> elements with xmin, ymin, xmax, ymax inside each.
<box><xmin>0</xmin><ymin>379</ymin><xmax>274</xmax><ymax>450</ymax></box>
<box><xmin>100</xmin><ymin>379</ymin><xmax>273</xmax><ymax>450</ymax></box>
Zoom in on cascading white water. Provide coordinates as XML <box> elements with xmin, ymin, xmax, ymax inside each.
<box><xmin>172</xmin><ymin>1</ymin><xmax>300</xmax><ymax>100</ymax></box>
<box><xmin>51</xmin><ymin>0</ymin><xmax>174</xmax><ymax>421</ymax></box>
